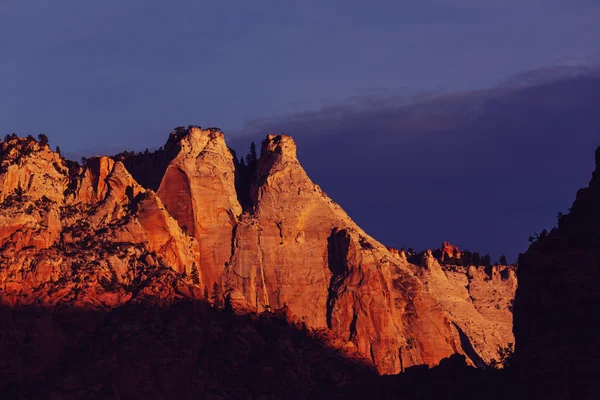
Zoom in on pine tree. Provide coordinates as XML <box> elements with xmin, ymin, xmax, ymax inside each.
<box><xmin>246</xmin><ymin>141</ymin><xmax>258</xmax><ymax>172</ymax></box>
<box><xmin>211</xmin><ymin>282</ymin><xmax>223</xmax><ymax>308</ymax></box>
<box><xmin>38</xmin><ymin>133</ymin><xmax>49</xmax><ymax>147</ymax></box>
<box><xmin>249</xmin><ymin>141</ymin><xmax>257</xmax><ymax>163</ymax></box>
<box><xmin>190</xmin><ymin>262</ymin><xmax>200</xmax><ymax>284</ymax></box>
<box><xmin>203</xmin><ymin>285</ymin><xmax>209</xmax><ymax>301</ymax></box>
<box><xmin>472</xmin><ymin>252</ymin><xmax>481</xmax><ymax>266</ymax></box>
<box><xmin>55</xmin><ymin>146</ymin><xmax>61</xmax><ymax>155</ymax></box>
<box><xmin>499</xmin><ymin>255</ymin><xmax>508</xmax><ymax>265</ymax></box>
<box><xmin>462</xmin><ymin>250</ymin><xmax>473</xmax><ymax>266</ymax></box>
<box><xmin>482</xmin><ymin>254</ymin><xmax>491</xmax><ymax>267</ymax></box>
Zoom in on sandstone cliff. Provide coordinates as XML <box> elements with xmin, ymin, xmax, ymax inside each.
<box><xmin>0</xmin><ymin>129</ymin><xmax>517</xmax><ymax>377</ymax></box>
<box><xmin>412</xmin><ymin>250</ymin><xmax>516</xmax><ymax>366</ymax></box>
<box><xmin>0</xmin><ymin>136</ymin><xmax>201</xmax><ymax>309</ymax></box>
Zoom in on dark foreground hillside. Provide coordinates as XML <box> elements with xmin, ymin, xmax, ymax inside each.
<box><xmin>0</xmin><ymin>301</ymin><xmax>374</xmax><ymax>399</ymax></box>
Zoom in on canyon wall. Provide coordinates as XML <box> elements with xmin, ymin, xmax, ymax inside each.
<box><xmin>0</xmin><ymin>129</ymin><xmax>516</xmax><ymax>376</ymax></box>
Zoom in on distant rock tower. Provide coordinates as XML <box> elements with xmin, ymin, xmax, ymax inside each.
<box><xmin>440</xmin><ymin>241</ymin><xmax>461</xmax><ymax>261</ymax></box>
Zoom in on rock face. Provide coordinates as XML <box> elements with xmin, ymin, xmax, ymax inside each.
<box><xmin>414</xmin><ymin>251</ymin><xmax>517</xmax><ymax>367</ymax></box>
<box><xmin>514</xmin><ymin>146</ymin><xmax>600</xmax><ymax>398</ymax></box>
<box><xmin>0</xmin><ymin>136</ymin><xmax>201</xmax><ymax>309</ymax></box>
<box><xmin>226</xmin><ymin>135</ymin><xmax>459</xmax><ymax>373</ymax></box>
<box><xmin>156</xmin><ymin>128</ymin><xmax>242</xmax><ymax>288</ymax></box>
<box><xmin>441</xmin><ymin>241</ymin><xmax>462</xmax><ymax>261</ymax></box>
<box><xmin>0</xmin><ymin>129</ymin><xmax>517</xmax><ymax>382</ymax></box>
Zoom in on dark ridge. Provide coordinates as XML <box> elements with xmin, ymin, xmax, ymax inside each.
<box><xmin>513</xmin><ymin>145</ymin><xmax>600</xmax><ymax>399</ymax></box>
<box><xmin>344</xmin><ymin>353</ymin><xmax>515</xmax><ymax>400</ymax></box>
<box><xmin>0</xmin><ymin>301</ymin><xmax>375</xmax><ymax>400</ymax></box>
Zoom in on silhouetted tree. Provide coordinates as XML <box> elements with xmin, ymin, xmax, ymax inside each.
<box><xmin>211</xmin><ymin>282</ymin><xmax>223</xmax><ymax>308</ymax></box>
<box><xmin>81</xmin><ymin>156</ymin><xmax>88</xmax><ymax>165</ymax></box>
<box><xmin>26</xmin><ymin>134</ymin><xmax>35</xmax><ymax>142</ymax></box>
<box><xmin>55</xmin><ymin>146</ymin><xmax>61</xmax><ymax>155</ymax></box>
<box><xmin>38</xmin><ymin>133</ymin><xmax>49</xmax><ymax>146</ymax></box>
<box><xmin>481</xmin><ymin>254</ymin><xmax>491</xmax><ymax>267</ymax></box>
<box><xmin>528</xmin><ymin>231</ymin><xmax>540</xmax><ymax>243</ymax></box>
<box><xmin>190</xmin><ymin>262</ymin><xmax>200</xmax><ymax>284</ymax></box>
<box><xmin>472</xmin><ymin>252</ymin><xmax>481</xmax><ymax>266</ymax></box>
<box><xmin>203</xmin><ymin>285</ymin><xmax>209</xmax><ymax>301</ymax></box>
<box><xmin>246</xmin><ymin>141</ymin><xmax>258</xmax><ymax>170</ymax></box>
<box><xmin>462</xmin><ymin>250</ymin><xmax>473</xmax><ymax>266</ymax></box>
<box><xmin>499</xmin><ymin>255</ymin><xmax>508</xmax><ymax>265</ymax></box>
<box><xmin>516</xmin><ymin>253</ymin><xmax>524</xmax><ymax>268</ymax></box>
<box><xmin>224</xmin><ymin>293</ymin><xmax>233</xmax><ymax>314</ymax></box>
<box><xmin>490</xmin><ymin>343</ymin><xmax>514</xmax><ymax>369</ymax></box>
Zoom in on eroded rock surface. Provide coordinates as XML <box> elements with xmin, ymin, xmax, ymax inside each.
<box><xmin>0</xmin><ymin>129</ymin><xmax>518</xmax><ymax>380</ymax></box>
<box><xmin>413</xmin><ymin>251</ymin><xmax>517</xmax><ymax>366</ymax></box>
<box><xmin>0</xmin><ymin>136</ymin><xmax>201</xmax><ymax>310</ymax></box>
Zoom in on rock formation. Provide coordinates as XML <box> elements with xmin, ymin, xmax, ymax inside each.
<box><xmin>0</xmin><ymin>135</ymin><xmax>200</xmax><ymax>309</ymax></box>
<box><xmin>514</xmin><ymin>146</ymin><xmax>600</xmax><ymax>398</ymax></box>
<box><xmin>441</xmin><ymin>241</ymin><xmax>462</xmax><ymax>261</ymax></box>
<box><xmin>0</xmin><ymin>129</ymin><xmax>517</xmax><ymax>382</ymax></box>
<box><xmin>414</xmin><ymin>251</ymin><xmax>517</xmax><ymax>366</ymax></box>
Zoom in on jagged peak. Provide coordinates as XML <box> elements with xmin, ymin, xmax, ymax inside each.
<box><xmin>253</xmin><ymin>134</ymin><xmax>300</xmax><ymax>183</ymax></box>
<box><xmin>0</xmin><ymin>134</ymin><xmax>60</xmax><ymax>166</ymax></box>
<box><xmin>167</xmin><ymin>126</ymin><xmax>226</xmax><ymax>153</ymax></box>
<box><xmin>261</xmin><ymin>134</ymin><xmax>298</xmax><ymax>161</ymax></box>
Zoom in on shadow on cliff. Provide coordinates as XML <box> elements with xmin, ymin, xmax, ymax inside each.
<box><xmin>1</xmin><ymin>299</ymin><xmax>580</xmax><ymax>400</ymax></box>
<box><xmin>344</xmin><ymin>353</ymin><xmax>517</xmax><ymax>400</ymax></box>
<box><xmin>0</xmin><ymin>300</ymin><xmax>377</xmax><ymax>400</ymax></box>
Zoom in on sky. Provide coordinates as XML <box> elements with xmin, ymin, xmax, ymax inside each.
<box><xmin>2</xmin><ymin>1</ymin><xmax>600</xmax><ymax>260</ymax></box>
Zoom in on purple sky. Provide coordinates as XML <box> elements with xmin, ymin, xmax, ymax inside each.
<box><xmin>2</xmin><ymin>1</ymin><xmax>600</xmax><ymax>260</ymax></box>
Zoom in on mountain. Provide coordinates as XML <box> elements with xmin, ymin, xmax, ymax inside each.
<box><xmin>234</xmin><ymin>68</ymin><xmax>600</xmax><ymax>262</ymax></box>
<box><xmin>0</xmin><ymin>129</ymin><xmax>516</xmax><ymax>397</ymax></box>
<box><xmin>513</xmin><ymin>145</ymin><xmax>600</xmax><ymax>398</ymax></box>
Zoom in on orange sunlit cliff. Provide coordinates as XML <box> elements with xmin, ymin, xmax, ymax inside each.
<box><xmin>0</xmin><ymin>129</ymin><xmax>516</xmax><ymax>377</ymax></box>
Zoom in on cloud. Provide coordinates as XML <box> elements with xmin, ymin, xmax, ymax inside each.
<box><xmin>232</xmin><ymin>66</ymin><xmax>600</xmax><ymax>262</ymax></box>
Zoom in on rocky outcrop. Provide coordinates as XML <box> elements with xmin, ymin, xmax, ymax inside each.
<box><xmin>0</xmin><ymin>129</ymin><xmax>518</xmax><ymax>377</ymax></box>
<box><xmin>0</xmin><ymin>137</ymin><xmax>201</xmax><ymax>309</ymax></box>
<box><xmin>226</xmin><ymin>135</ymin><xmax>460</xmax><ymax>373</ymax></box>
<box><xmin>414</xmin><ymin>251</ymin><xmax>517</xmax><ymax>366</ymax></box>
<box><xmin>441</xmin><ymin>241</ymin><xmax>462</xmax><ymax>261</ymax></box>
<box><xmin>514</xmin><ymin>146</ymin><xmax>600</xmax><ymax>398</ymax></box>
<box><xmin>156</xmin><ymin>128</ymin><xmax>242</xmax><ymax>288</ymax></box>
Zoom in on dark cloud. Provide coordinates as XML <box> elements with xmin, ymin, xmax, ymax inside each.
<box><xmin>231</xmin><ymin>67</ymin><xmax>600</xmax><ymax>262</ymax></box>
